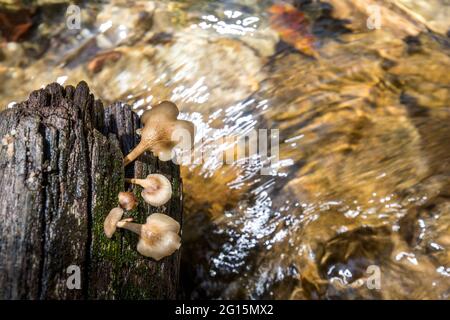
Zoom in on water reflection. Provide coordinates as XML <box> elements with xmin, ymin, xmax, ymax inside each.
<box><xmin>1</xmin><ymin>0</ymin><xmax>450</xmax><ymax>299</ymax></box>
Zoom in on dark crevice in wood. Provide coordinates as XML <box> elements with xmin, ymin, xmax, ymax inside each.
<box><xmin>37</xmin><ymin>123</ymin><xmax>48</xmax><ymax>299</ymax></box>
<box><xmin>83</xmin><ymin>128</ymin><xmax>93</xmax><ymax>300</ymax></box>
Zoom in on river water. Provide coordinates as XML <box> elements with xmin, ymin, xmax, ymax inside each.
<box><xmin>0</xmin><ymin>0</ymin><xmax>449</xmax><ymax>299</ymax></box>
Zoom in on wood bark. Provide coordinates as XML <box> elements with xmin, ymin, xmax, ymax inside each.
<box><xmin>0</xmin><ymin>81</ymin><xmax>182</xmax><ymax>299</ymax></box>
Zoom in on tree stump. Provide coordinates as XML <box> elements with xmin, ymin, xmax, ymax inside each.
<box><xmin>0</xmin><ymin>82</ymin><xmax>182</xmax><ymax>299</ymax></box>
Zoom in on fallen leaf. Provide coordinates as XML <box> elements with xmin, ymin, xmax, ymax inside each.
<box><xmin>268</xmin><ymin>4</ymin><xmax>316</xmax><ymax>57</ymax></box>
<box><xmin>87</xmin><ymin>50</ymin><xmax>123</xmax><ymax>73</ymax></box>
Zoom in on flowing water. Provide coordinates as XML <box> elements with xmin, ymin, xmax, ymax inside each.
<box><xmin>1</xmin><ymin>0</ymin><xmax>450</xmax><ymax>299</ymax></box>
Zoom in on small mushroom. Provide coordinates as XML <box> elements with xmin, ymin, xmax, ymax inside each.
<box><xmin>118</xmin><ymin>191</ymin><xmax>137</xmax><ymax>211</ymax></box>
<box><xmin>123</xmin><ymin>101</ymin><xmax>195</xmax><ymax>165</ymax></box>
<box><xmin>103</xmin><ymin>207</ymin><xmax>124</xmax><ymax>238</ymax></box>
<box><xmin>125</xmin><ymin>174</ymin><xmax>172</xmax><ymax>207</ymax></box>
<box><xmin>116</xmin><ymin>213</ymin><xmax>181</xmax><ymax>260</ymax></box>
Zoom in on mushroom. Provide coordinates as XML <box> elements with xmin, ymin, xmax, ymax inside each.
<box><xmin>116</xmin><ymin>213</ymin><xmax>181</xmax><ymax>260</ymax></box>
<box><xmin>118</xmin><ymin>191</ymin><xmax>137</xmax><ymax>211</ymax></box>
<box><xmin>123</xmin><ymin>101</ymin><xmax>195</xmax><ymax>165</ymax></box>
<box><xmin>125</xmin><ymin>174</ymin><xmax>172</xmax><ymax>207</ymax></box>
<box><xmin>103</xmin><ymin>207</ymin><xmax>124</xmax><ymax>238</ymax></box>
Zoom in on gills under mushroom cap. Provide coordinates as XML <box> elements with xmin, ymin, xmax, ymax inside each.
<box><xmin>104</xmin><ymin>207</ymin><xmax>124</xmax><ymax>238</ymax></box>
<box><xmin>126</xmin><ymin>174</ymin><xmax>172</xmax><ymax>206</ymax></box>
<box><xmin>116</xmin><ymin>213</ymin><xmax>181</xmax><ymax>260</ymax></box>
<box><xmin>123</xmin><ymin>101</ymin><xmax>195</xmax><ymax>165</ymax></box>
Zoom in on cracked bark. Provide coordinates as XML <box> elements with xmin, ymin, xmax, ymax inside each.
<box><xmin>0</xmin><ymin>81</ymin><xmax>182</xmax><ymax>299</ymax></box>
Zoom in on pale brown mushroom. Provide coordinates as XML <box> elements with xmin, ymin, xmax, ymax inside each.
<box><xmin>123</xmin><ymin>101</ymin><xmax>195</xmax><ymax>165</ymax></box>
<box><xmin>103</xmin><ymin>207</ymin><xmax>124</xmax><ymax>238</ymax></box>
<box><xmin>125</xmin><ymin>174</ymin><xmax>172</xmax><ymax>207</ymax></box>
<box><xmin>116</xmin><ymin>213</ymin><xmax>181</xmax><ymax>260</ymax></box>
<box><xmin>118</xmin><ymin>191</ymin><xmax>137</xmax><ymax>211</ymax></box>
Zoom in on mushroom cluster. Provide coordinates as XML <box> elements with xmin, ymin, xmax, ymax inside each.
<box><xmin>117</xmin><ymin>214</ymin><xmax>181</xmax><ymax>261</ymax></box>
<box><xmin>103</xmin><ymin>100</ymin><xmax>191</xmax><ymax>261</ymax></box>
<box><xmin>104</xmin><ymin>175</ymin><xmax>180</xmax><ymax>260</ymax></box>
<box><xmin>123</xmin><ymin>101</ymin><xmax>195</xmax><ymax>165</ymax></box>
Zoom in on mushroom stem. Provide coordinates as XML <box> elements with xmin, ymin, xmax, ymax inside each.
<box><xmin>123</xmin><ymin>134</ymin><xmax>164</xmax><ymax>166</ymax></box>
<box><xmin>117</xmin><ymin>220</ymin><xmax>142</xmax><ymax>235</ymax></box>
<box><xmin>123</xmin><ymin>141</ymin><xmax>149</xmax><ymax>166</ymax></box>
<box><xmin>125</xmin><ymin>178</ymin><xmax>150</xmax><ymax>188</ymax></box>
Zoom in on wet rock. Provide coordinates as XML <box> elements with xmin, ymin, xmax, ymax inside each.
<box><xmin>94</xmin><ymin>0</ymin><xmax>155</xmax><ymax>49</ymax></box>
<box><xmin>153</xmin><ymin>29</ymin><xmax>266</xmax><ymax>110</ymax></box>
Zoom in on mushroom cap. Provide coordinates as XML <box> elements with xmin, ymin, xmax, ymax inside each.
<box><xmin>142</xmin><ymin>120</ymin><xmax>194</xmax><ymax>162</ymax></box>
<box><xmin>137</xmin><ymin>231</ymin><xmax>181</xmax><ymax>261</ymax></box>
<box><xmin>146</xmin><ymin>213</ymin><xmax>180</xmax><ymax>233</ymax></box>
<box><xmin>140</xmin><ymin>174</ymin><xmax>172</xmax><ymax>206</ymax></box>
<box><xmin>152</xmin><ymin>141</ymin><xmax>176</xmax><ymax>162</ymax></box>
<box><xmin>155</xmin><ymin>148</ymin><xmax>174</xmax><ymax>162</ymax></box>
<box><xmin>141</xmin><ymin>101</ymin><xmax>179</xmax><ymax>124</ymax></box>
<box><xmin>118</xmin><ymin>191</ymin><xmax>137</xmax><ymax>211</ymax></box>
<box><xmin>171</xmin><ymin>120</ymin><xmax>195</xmax><ymax>151</ymax></box>
<box><xmin>137</xmin><ymin>213</ymin><xmax>181</xmax><ymax>260</ymax></box>
<box><xmin>104</xmin><ymin>207</ymin><xmax>124</xmax><ymax>238</ymax></box>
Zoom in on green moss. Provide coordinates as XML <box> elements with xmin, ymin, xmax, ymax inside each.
<box><xmin>89</xmin><ymin>132</ymin><xmax>125</xmax><ymax>298</ymax></box>
<box><xmin>172</xmin><ymin>176</ymin><xmax>180</xmax><ymax>198</ymax></box>
<box><xmin>89</xmin><ymin>131</ymin><xmax>180</xmax><ymax>299</ymax></box>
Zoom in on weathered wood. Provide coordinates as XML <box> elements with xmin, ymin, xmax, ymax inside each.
<box><xmin>0</xmin><ymin>81</ymin><xmax>182</xmax><ymax>299</ymax></box>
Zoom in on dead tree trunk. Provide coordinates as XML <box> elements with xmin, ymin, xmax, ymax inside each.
<box><xmin>0</xmin><ymin>81</ymin><xmax>182</xmax><ymax>299</ymax></box>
